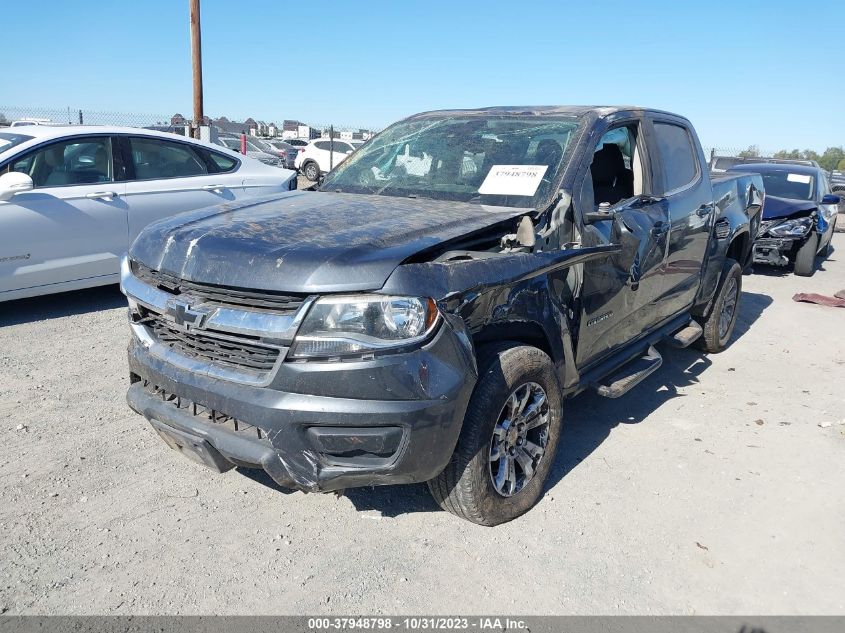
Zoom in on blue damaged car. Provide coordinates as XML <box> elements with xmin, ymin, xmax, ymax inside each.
<box><xmin>729</xmin><ymin>163</ymin><xmax>840</xmax><ymax>276</ymax></box>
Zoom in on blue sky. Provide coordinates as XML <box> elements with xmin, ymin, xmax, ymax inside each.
<box><xmin>2</xmin><ymin>0</ymin><xmax>843</xmax><ymax>151</ymax></box>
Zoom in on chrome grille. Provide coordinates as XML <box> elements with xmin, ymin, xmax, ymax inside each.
<box><xmin>131</xmin><ymin>261</ymin><xmax>305</xmax><ymax>312</ymax></box>
<box><xmin>142</xmin><ymin>312</ymin><xmax>280</xmax><ymax>372</ymax></box>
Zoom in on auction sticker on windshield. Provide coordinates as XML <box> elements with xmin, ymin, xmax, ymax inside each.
<box><xmin>787</xmin><ymin>173</ymin><xmax>811</xmax><ymax>183</ymax></box>
<box><xmin>478</xmin><ymin>165</ymin><xmax>548</xmax><ymax>196</ymax></box>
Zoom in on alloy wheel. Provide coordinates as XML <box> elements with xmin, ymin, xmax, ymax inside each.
<box><xmin>488</xmin><ymin>382</ymin><xmax>551</xmax><ymax>497</ymax></box>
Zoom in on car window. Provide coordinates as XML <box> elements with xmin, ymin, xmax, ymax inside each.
<box><xmin>314</xmin><ymin>141</ymin><xmax>332</xmax><ymax>151</ymax></box>
<box><xmin>335</xmin><ymin>142</ymin><xmax>353</xmax><ymax>153</ymax></box>
<box><xmin>750</xmin><ymin>170</ymin><xmax>816</xmax><ymax>201</ymax></box>
<box><xmin>587</xmin><ymin>123</ymin><xmax>641</xmax><ymax>208</ymax></box>
<box><xmin>0</xmin><ymin>132</ymin><xmax>34</xmax><ymax>156</ymax></box>
<box><xmin>653</xmin><ymin>122</ymin><xmax>698</xmax><ymax>193</ymax></box>
<box><xmin>9</xmin><ymin>137</ymin><xmax>113</xmax><ymax>188</ymax></box>
<box><xmin>323</xmin><ymin>115</ymin><xmax>581</xmax><ymax>208</ymax></box>
<box><xmin>130</xmin><ymin>137</ymin><xmax>208</xmax><ymax>180</ymax></box>
<box><xmin>207</xmin><ymin>151</ymin><xmax>238</xmax><ymax>172</ymax></box>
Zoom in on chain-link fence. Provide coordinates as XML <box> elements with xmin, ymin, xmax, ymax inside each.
<box><xmin>703</xmin><ymin>147</ymin><xmax>781</xmax><ymax>161</ymax></box>
<box><xmin>0</xmin><ymin>105</ymin><xmax>175</xmax><ymax>128</ymax></box>
<box><xmin>0</xmin><ymin>106</ymin><xmax>380</xmax><ymax>142</ymax></box>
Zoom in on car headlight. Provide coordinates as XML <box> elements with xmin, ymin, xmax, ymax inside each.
<box><xmin>290</xmin><ymin>295</ymin><xmax>440</xmax><ymax>358</ymax></box>
<box><xmin>767</xmin><ymin>217</ymin><xmax>813</xmax><ymax>237</ymax></box>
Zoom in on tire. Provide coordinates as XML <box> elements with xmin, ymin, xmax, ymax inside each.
<box><xmin>821</xmin><ymin>238</ymin><xmax>833</xmax><ymax>258</ymax></box>
<box><xmin>427</xmin><ymin>343</ymin><xmax>563</xmax><ymax>526</ymax></box>
<box><xmin>794</xmin><ymin>233</ymin><xmax>819</xmax><ymax>277</ymax></box>
<box><xmin>303</xmin><ymin>161</ymin><xmax>320</xmax><ymax>182</ymax></box>
<box><xmin>694</xmin><ymin>257</ymin><xmax>742</xmax><ymax>353</ymax></box>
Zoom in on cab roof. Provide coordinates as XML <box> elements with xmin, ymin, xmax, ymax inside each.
<box><xmin>407</xmin><ymin>105</ymin><xmax>681</xmax><ymax>119</ymax></box>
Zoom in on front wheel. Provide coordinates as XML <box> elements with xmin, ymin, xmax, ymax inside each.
<box><xmin>695</xmin><ymin>257</ymin><xmax>742</xmax><ymax>353</ymax></box>
<box><xmin>794</xmin><ymin>233</ymin><xmax>819</xmax><ymax>277</ymax></box>
<box><xmin>303</xmin><ymin>161</ymin><xmax>320</xmax><ymax>182</ymax></box>
<box><xmin>427</xmin><ymin>343</ymin><xmax>563</xmax><ymax>526</ymax></box>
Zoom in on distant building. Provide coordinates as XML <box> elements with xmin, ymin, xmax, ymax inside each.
<box><xmin>281</xmin><ymin>119</ymin><xmax>315</xmax><ymax>140</ymax></box>
<box><xmin>211</xmin><ymin>117</ymin><xmax>255</xmax><ymax>136</ymax></box>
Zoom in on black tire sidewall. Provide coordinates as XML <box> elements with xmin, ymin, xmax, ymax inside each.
<box><xmin>460</xmin><ymin>345</ymin><xmax>563</xmax><ymax>525</ymax></box>
<box><xmin>715</xmin><ymin>261</ymin><xmax>742</xmax><ymax>348</ymax></box>
<box><xmin>794</xmin><ymin>233</ymin><xmax>819</xmax><ymax>276</ymax></box>
<box><xmin>697</xmin><ymin>258</ymin><xmax>742</xmax><ymax>352</ymax></box>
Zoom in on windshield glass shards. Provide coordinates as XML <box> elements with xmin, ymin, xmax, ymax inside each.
<box><xmin>321</xmin><ymin>115</ymin><xmax>582</xmax><ymax>208</ymax></box>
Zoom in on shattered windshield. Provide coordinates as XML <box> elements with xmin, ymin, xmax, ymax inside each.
<box><xmin>321</xmin><ymin>115</ymin><xmax>582</xmax><ymax>208</ymax></box>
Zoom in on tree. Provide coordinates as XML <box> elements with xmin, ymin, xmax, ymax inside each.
<box><xmin>836</xmin><ymin>158</ymin><xmax>845</xmax><ymax>171</ymax></box>
<box><xmin>0</xmin><ymin>112</ymin><xmax>7</xmax><ymax>125</ymax></box>
<box><xmin>802</xmin><ymin>149</ymin><xmax>820</xmax><ymax>163</ymax></box>
<box><xmin>774</xmin><ymin>149</ymin><xmax>802</xmax><ymax>159</ymax></box>
<box><xmin>819</xmin><ymin>147</ymin><xmax>845</xmax><ymax>172</ymax></box>
<box><xmin>738</xmin><ymin>145</ymin><xmax>759</xmax><ymax>158</ymax></box>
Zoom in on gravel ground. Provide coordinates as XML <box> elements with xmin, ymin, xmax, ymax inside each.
<box><xmin>1</xmin><ymin>235</ymin><xmax>844</xmax><ymax>615</ymax></box>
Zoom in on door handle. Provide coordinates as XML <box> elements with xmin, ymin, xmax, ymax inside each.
<box><xmin>696</xmin><ymin>203</ymin><xmax>714</xmax><ymax>217</ymax></box>
<box><xmin>200</xmin><ymin>184</ymin><xmax>226</xmax><ymax>191</ymax></box>
<box><xmin>86</xmin><ymin>191</ymin><xmax>117</xmax><ymax>200</ymax></box>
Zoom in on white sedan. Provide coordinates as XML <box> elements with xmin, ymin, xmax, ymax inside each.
<box><xmin>0</xmin><ymin>126</ymin><xmax>296</xmax><ymax>302</ymax></box>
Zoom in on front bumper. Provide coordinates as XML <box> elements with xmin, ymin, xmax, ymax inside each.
<box><xmin>126</xmin><ymin>317</ymin><xmax>477</xmax><ymax>493</ymax></box>
<box><xmin>753</xmin><ymin>235</ymin><xmax>807</xmax><ymax>266</ymax></box>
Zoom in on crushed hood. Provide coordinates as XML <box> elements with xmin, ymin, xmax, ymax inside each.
<box><xmin>129</xmin><ymin>191</ymin><xmax>527</xmax><ymax>293</ymax></box>
<box><xmin>762</xmin><ymin>194</ymin><xmax>817</xmax><ymax>220</ymax></box>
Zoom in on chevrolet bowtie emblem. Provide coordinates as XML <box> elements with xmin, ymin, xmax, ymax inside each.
<box><xmin>165</xmin><ymin>296</ymin><xmax>211</xmax><ymax>330</ymax></box>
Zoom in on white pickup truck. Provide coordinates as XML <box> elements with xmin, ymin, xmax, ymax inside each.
<box><xmin>0</xmin><ymin>126</ymin><xmax>296</xmax><ymax>302</ymax></box>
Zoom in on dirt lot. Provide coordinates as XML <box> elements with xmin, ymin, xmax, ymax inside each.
<box><xmin>1</xmin><ymin>236</ymin><xmax>844</xmax><ymax>615</ymax></box>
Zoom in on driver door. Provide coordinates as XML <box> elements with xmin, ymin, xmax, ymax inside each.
<box><xmin>0</xmin><ymin>135</ymin><xmax>128</xmax><ymax>296</ymax></box>
<box><xmin>574</xmin><ymin>120</ymin><xmax>670</xmax><ymax>368</ymax></box>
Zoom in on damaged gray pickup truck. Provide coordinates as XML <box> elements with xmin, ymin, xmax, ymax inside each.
<box><xmin>122</xmin><ymin>106</ymin><xmax>764</xmax><ymax>525</ymax></box>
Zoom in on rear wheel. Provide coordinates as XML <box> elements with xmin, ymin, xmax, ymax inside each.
<box><xmin>427</xmin><ymin>343</ymin><xmax>562</xmax><ymax>526</ymax></box>
<box><xmin>695</xmin><ymin>257</ymin><xmax>742</xmax><ymax>353</ymax></box>
<box><xmin>303</xmin><ymin>161</ymin><xmax>320</xmax><ymax>182</ymax></box>
<box><xmin>794</xmin><ymin>233</ymin><xmax>819</xmax><ymax>277</ymax></box>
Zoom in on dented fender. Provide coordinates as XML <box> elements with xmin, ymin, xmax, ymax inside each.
<box><xmin>382</xmin><ymin>244</ymin><xmax>619</xmax><ymax>385</ymax></box>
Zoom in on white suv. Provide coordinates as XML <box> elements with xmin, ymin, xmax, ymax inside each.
<box><xmin>294</xmin><ymin>139</ymin><xmax>355</xmax><ymax>181</ymax></box>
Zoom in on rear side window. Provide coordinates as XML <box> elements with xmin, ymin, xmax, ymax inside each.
<box><xmin>654</xmin><ymin>122</ymin><xmax>698</xmax><ymax>192</ymax></box>
<box><xmin>207</xmin><ymin>151</ymin><xmax>238</xmax><ymax>172</ymax></box>
<box><xmin>129</xmin><ymin>137</ymin><xmax>208</xmax><ymax>180</ymax></box>
<box><xmin>314</xmin><ymin>141</ymin><xmax>332</xmax><ymax>151</ymax></box>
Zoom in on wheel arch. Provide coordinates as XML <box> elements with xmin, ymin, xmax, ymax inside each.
<box><xmin>472</xmin><ymin>321</ymin><xmax>555</xmax><ymax>363</ymax></box>
<box><xmin>726</xmin><ymin>228</ymin><xmax>751</xmax><ymax>269</ymax></box>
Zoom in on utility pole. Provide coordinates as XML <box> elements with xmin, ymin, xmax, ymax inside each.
<box><xmin>189</xmin><ymin>0</ymin><xmax>204</xmax><ymax>138</ymax></box>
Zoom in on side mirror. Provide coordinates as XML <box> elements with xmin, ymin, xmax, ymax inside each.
<box><xmin>0</xmin><ymin>172</ymin><xmax>34</xmax><ymax>201</ymax></box>
<box><xmin>820</xmin><ymin>193</ymin><xmax>840</xmax><ymax>205</ymax></box>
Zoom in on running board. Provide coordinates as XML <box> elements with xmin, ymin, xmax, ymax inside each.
<box><xmin>594</xmin><ymin>345</ymin><xmax>663</xmax><ymax>398</ymax></box>
<box><xmin>667</xmin><ymin>320</ymin><xmax>703</xmax><ymax>348</ymax></box>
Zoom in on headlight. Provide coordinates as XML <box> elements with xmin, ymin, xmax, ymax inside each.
<box><xmin>290</xmin><ymin>295</ymin><xmax>439</xmax><ymax>358</ymax></box>
<box><xmin>767</xmin><ymin>217</ymin><xmax>813</xmax><ymax>237</ymax></box>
